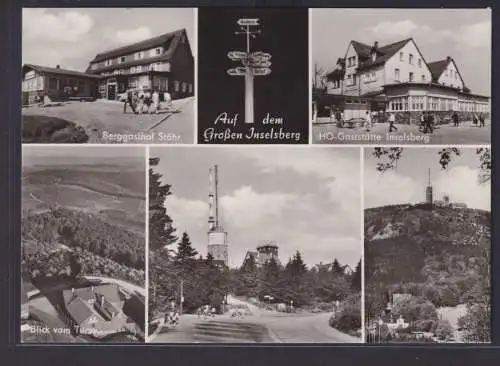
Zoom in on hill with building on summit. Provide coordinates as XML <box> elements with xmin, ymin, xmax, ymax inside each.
<box><xmin>365</xmin><ymin>201</ymin><xmax>490</xmax><ymax>342</ymax></box>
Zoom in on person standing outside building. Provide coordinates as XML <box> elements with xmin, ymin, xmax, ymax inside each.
<box><xmin>388</xmin><ymin>112</ymin><xmax>398</xmax><ymax>132</ymax></box>
<box><xmin>452</xmin><ymin>111</ymin><xmax>459</xmax><ymax>127</ymax></box>
<box><xmin>164</xmin><ymin>90</ymin><xmax>172</xmax><ymax>110</ymax></box>
<box><xmin>123</xmin><ymin>89</ymin><xmax>136</xmax><ymax>114</ymax></box>
<box><xmin>365</xmin><ymin>110</ymin><xmax>372</xmax><ymax>131</ymax></box>
<box><xmin>150</xmin><ymin>89</ymin><xmax>160</xmax><ymax>114</ymax></box>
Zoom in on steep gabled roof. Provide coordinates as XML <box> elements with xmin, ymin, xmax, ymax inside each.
<box><xmin>22</xmin><ymin>64</ymin><xmax>100</xmax><ymax>79</ymax></box>
<box><xmin>89</xmin><ymin>29</ymin><xmax>186</xmax><ymax>63</ymax></box>
<box><xmin>427</xmin><ymin>59</ymin><xmax>449</xmax><ymax>82</ymax></box>
<box><xmin>359</xmin><ymin>38</ymin><xmax>412</xmax><ymax>70</ymax></box>
<box><xmin>350</xmin><ymin>41</ymin><xmax>372</xmax><ymax>58</ymax></box>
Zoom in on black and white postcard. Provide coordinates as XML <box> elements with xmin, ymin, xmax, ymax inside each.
<box><xmin>21</xmin><ymin>146</ymin><xmax>146</xmax><ymax>343</ymax></box>
<box><xmin>148</xmin><ymin>146</ymin><xmax>361</xmax><ymax>343</ymax></box>
<box><xmin>311</xmin><ymin>9</ymin><xmax>491</xmax><ymax>145</ymax></box>
<box><xmin>21</xmin><ymin>8</ymin><xmax>195</xmax><ymax>144</ymax></box>
<box><xmin>364</xmin><ymin>147</ymin><xmax>491</xmax><ymax>343</ymax></box>
<box><xmin>197</xmin><ymin>8</ymin><xmax>309</xmax><ymax>144</ymax></box>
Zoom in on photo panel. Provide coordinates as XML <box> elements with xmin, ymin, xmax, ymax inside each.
<box><xmin>363</xmin><ymin>146</ymin><xmax>491</xmax><ymax>343</ymax></box>
<box><xmin>21</xmin><ymin>8</ymin><xmax>196</xmax><ymax>144</ymax></box>
<box><xmin>147</xmin><ymin>146</ymin><xmax>362</xmax><ymax>343</ymax></box>
<box><xmin>311</xmin><ymin>9</ymin><xmax>491</xmax><ymax>145</ymax></box>
<box><xmin>21</xmin><ymin>145</ymin><xmax>147</xmax><ymax>343</ymax></box>
<box><xmin>197</xmin><ymin>8</ymin><xmax>309</xmax><ymax>144</ymax></box>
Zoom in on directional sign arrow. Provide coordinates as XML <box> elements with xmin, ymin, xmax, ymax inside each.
<box><xmin>251</xmin><ymin>67</ymin><xmax>271</xmax><ymax>76</ymax></box>
<box><xmin>250</xmin><ymin>52</ymin><xmax>272</xmax><ymax>61</ymax></box>
<box><xmin>228</xmin><ymin>51</ymin><xmax>248</xmax><ymax>61</ymax></box>
<box><xmin>237</xmin><ymin>18</ymin><xmax>260</xmax><ymax>26</ymax></box>
<box><xmin>227</xmin><ymin>68</ymin><xmax>246</xmax><ymax>76</ymax></box>
<box><xmin>249</xmin><ymin>60</ymin><xmax>271</xmax><ymax>68</ymax></box>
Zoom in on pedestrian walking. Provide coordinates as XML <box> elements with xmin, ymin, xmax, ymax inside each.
<box><xmin>479</xmin><ymin>113</ymin><xmax>485</xmax><ymax>127</ymax></box>
<box><xmin>123</xmin><ymin>89</ymin><xmax>137</xmax><ymax>114</ymax></box>
<box><xmin>388</xmin><ymin>112</ymin><xmax>398</xmax><ymax>132</ymax></box>
<box><xmin>137</xmin><ymin>89</ymin><xmax>145</xmax><ymax>114</ymax></box>
<box><xmin>365</xmin><ymin>111</ymin><xmax>372</xmax><ymax>131</ymax></box>
<box><xmin>452</xmin><ymin>111</ymin><xmax>459</xmax><ymax>127</ymax></box>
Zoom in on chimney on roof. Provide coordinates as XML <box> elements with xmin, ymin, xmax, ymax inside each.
<box><xmin>446</xmin><ymin>56</ymin><xmax>451</xmax><ymax>61</ymax></box>
<box><xmin>56</xmin><ymin>65</ymin><xmax>60</xmax><ymax>69</ymax></box>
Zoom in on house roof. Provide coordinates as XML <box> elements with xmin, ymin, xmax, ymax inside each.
<box><xmin>325</xmin><ymin>68</ymin><xmax>344</xmax><ymax>80</ymax></box>
<box><xmin>63</xmin><ymin>284</ymin><xmax>123</xmax><ymax>308</ymax></box>
<box><xmin>66</xmin><ymin>296</ymin><xmax>97</xmax><ymax>325</ymax></box>
<box><xmin>89</xmin><ymin>29</ymin><xmax>185</xmax><ymax>64</ymax></box>
<box><xmin>358</xmin><ymin>38</ymin><xmax>412</xmax><ymax>70</ymax></box>
<box><xmin>427</xmin><ymin>59</ymin><xmax>449</xmax><ymax>82</ymax></box>
<box><xmin>22</xmin><ymin>64</ymin><xmax>100</xmax><ymax>79</ymax></box>
<box><xmin>351</xmin><ymin>41</ymin><xmax>372</xmax><ymax>58</ymax></box>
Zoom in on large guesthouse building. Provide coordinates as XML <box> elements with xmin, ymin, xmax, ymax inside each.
<box><xmin>320</xmin><ymin>38</ymin><xmax>489</xmax><ymax>123</ymax></box>
<box><xmin>22</xmin><ymin>28</ymin><xmax>194</xmax><ymax>104</ymax></box>
<box><xmin>87</xmin><ymin>29</ymin><xmax>194</xmax><ymax>100</ymax></box>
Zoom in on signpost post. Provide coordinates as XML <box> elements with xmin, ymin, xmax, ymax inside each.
<box><xmin>227</xmin><ymin>18</ymin><xmax>272</xmax><ymax>124</ymax></box>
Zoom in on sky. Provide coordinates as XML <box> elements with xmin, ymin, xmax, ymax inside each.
<box><xmin>150</xmin><ymin>146</ymin><xmax>362</xmax><ymax>269</ymax></box>
<box><xmin>312</xmin><ymin>9</ymin><xmax>491</xmax><ymax>96</ymax></box>
<box><xmin>22</xmin><ymin>8</ymin><xmax>196</xmax><ymax>72</ymax></box>
<box><xmin>364</xmin><ymin>147</ymin><xmax>490</xmax><ymax>211</ymax></box>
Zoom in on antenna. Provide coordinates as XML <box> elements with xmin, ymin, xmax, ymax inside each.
<box><xmin>214</xmin><ymin>164</ymin><xmax>219</xmax><ymax>228</ymax></box>
<box><xmin>428</xmin><ymin>168</ymin><xmax>431</xmax><ymax>185</ymax></box>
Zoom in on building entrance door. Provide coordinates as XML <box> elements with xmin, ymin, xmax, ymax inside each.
<box><xmin>107</xmin><ymin>84</ymin><xmax>116</xmax><ymax>100</ymax></box>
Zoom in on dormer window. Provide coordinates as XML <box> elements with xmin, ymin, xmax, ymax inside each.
<box><xmin>135</xmin><ymin>52</ymin><xmax>144</xmax><ymax>60</ymax></box>
<box><xmin>104</xmin><ymin>59</ymin><xmax>112</xmax><ymax>67</ymax></box>
<box><xmin>155</xmin><ymin>48</ymin><xmax>161</xmax><ymax>56</ymax></box>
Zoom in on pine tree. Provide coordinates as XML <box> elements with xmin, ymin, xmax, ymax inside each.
<box><xmin>176</xmin><ymin>232</ymin><xmax>198</xmax><ymax>262</ymax></box>
<box><xmin>351</xmin><ymin>260</ymin><xmax>362</xmax><ymax>291</ymax></box>
<box><xmin>149</xmin><ymin>157</ymin><xmax>178</xmax><ymax>252</ymax></box>
<box><xmin>332</xmin><ymin>258</ymin><xmax>344</xmax><ymax>276</ymax></box>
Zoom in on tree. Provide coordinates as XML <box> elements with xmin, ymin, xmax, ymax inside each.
<box><xmin>149</xmin><ymin>157</ymin><xmax>178</xmax><ymax>252</ymax></box>
<box><xmin>372</xmin><ymin>147</ymin><xmax>490</xmax><ymax>183</ymax></box>
<box><xmin>434</xmin><ymin>319</ymin><xmax>454</xmax><ymax>341</ymax></box>
<box><xmin>351</xmin><ymin>260</ymin><xmax>361</xmax><ymax>291</ymax></box>
<box><xmin>176</xmin><ymin>232</ymin><xmax>198</xmax><ymax>263</ymax></box>
<box><xmin>458</xmin><ymin>301</ymin><xmax>491</xmax><ymax>342</ymax></box>
<box><xmin>68</xmin><ymin>252</ymin><xmax>82</xmax><ymax>278</ymax></box>
<box><xmin>331</xmin><ymin>258</ymin><xmax>344</xmax><ymax>276</ymax></box>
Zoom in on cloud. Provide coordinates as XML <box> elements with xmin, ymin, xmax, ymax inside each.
<box><xmin>434</xmin><ymin>166</ymin><xmax>490</xmax><ymax>211</ymax></box>
<box><xmin>233</xmin><ymin>147</ymin><xmax>360</xmax><ymax>221</ymax></box>
<box><xmin>108</xmin><ymin>26</ymin><xmax>153</xmax><ymax>45</ymax></box>
<box><xmin>168</xmin><ymin>196</ymin><xmax>208</xmax><ymax>235</ymax></box>
<box><xmin>363</xmin><ymin>19</ymin><xmax>490</xmax><ymax>49</ymax></box>
<box><xmin>221</xmin><ymin>186</ymin><xmax>296</xmax><ymax>229</ymax></box>
<box><xmin>456</xmin><ymin>21</ymin><xmax>491</xmax><ymax>48</ymax></box>
<box><xmin>364</xmin><ymin>168</ymin><xmax>421</xmax><ymax>208</ymax></box>
<box><xmin>23</xmin><ymin>9</ymin><xmax>93</xmax><ymax>42</ymax></box>
<box><xmin>368</xmin><ymin>20</ymin><xmax>419</xmax><ymax>39</ymax></box>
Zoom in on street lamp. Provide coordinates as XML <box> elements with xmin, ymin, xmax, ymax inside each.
<box><xmin>227</xmin><ymin>18</ymin><xmax>272</xmax><ymax>124</ymax></box>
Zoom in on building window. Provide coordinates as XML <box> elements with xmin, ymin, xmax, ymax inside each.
<box><xmin>128</xmin><ymin>77</ymin><xmax>138</xmax><ymax>88</ymax></box>
<box><xmin>409</xmin><ymin>54</ymin><xmax>414</xmax><ymax>65</ymax></box>
<box><xmin>174</xmin><ymin>80</ymin><xmax>180</xmax><ymax>92</ymax></box>
<box><xmin>181</xmin><ymin>82</ymin><xmax>187</xmax><ymax>93</ymax></box>
<box><xmin>421</xmin><ymin>75</ymin><xmax>426</xmax><ymax>82</ymax></box>
<box><xmin>49</xmin><ymin>77</ymin><xmax>57</xmax><ymax>89</ymax></box>
<box><xmin>155</xmin><ymin>48</ymin><xmax>161</xmax><ymax>55</ymax></box>
<box><xmin>418</xmin><ymin>58</ymin><xmax>422</xmax><ymax>68</ymax></box>
<box><xmin>395</xmin><ymin>68</ymin><xmax>400</xmax><ymax>81</ymax></box>
<box><xmin>135</xmin><ymin>52</ymin><xmax>144</xmax><ymax>60</ymax></box>
<box><xmin>400</xmin><ymin>52</ymin><xmax>404</xmax><ymax>61</ymax></box>
<box><xmin>188</xmin><ymin>83</ymin><xmax>193</xmax><ymax>93</ymax></box>
<box><xmin>105</xmin><ymin>59</ymin><xmax>112</xmax><ymax>67</ymax></box>
<box><xmin>118</xmin><ymin>56</ymin><xmax>126</xmax><ymax>64</ymax></box>
<box><xmin>409</xmin><ymin>72</ymin><xmax>414</xmax><ymax>82</ymax></box>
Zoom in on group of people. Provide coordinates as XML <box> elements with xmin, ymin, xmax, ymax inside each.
<box><xmin>197</xmin><ymin>305</ymin><xmax>217</xmax><ymax>320</ymax></box>
<box><xmin>472</xmin><ymin>112</ymin><xmax>487</xmax><ymax>128</ymax></box>
<box><xmin>123</xmin><ymin>88</ymin><xmax>172</xmax><ymax>115</ymax></box>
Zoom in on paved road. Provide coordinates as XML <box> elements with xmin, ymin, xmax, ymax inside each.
<box><xmin>312</xmin><ymin>120</ymin><xmax>490</xmax><ymax>145</ymax></box>
<box><xmin>22</xmin><ymin>97</ymin><xmax>194</xmax><ymax>144</ymax></box>
<box><xmin>149</xmin><ymin>296</ymin><xmax>361</xmax><ymax>343</ymax></box>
